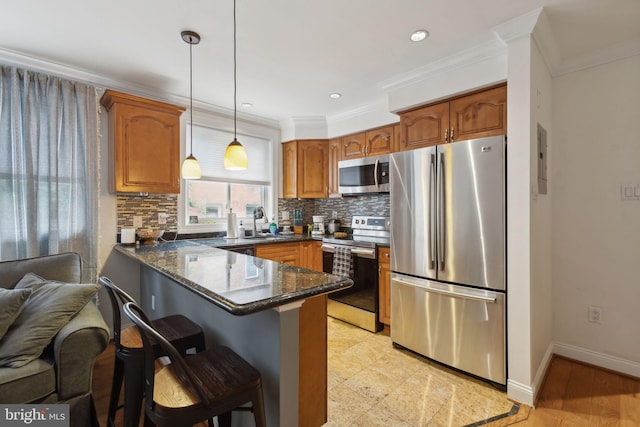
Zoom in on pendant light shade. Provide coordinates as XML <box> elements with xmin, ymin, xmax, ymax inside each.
<box><xmin>181</xmin><ymin>154</ymin><xmax>201</xmax><ymax>179</ymax></box>
<box><xmin>224</xmin><ymin>0</ymin><xmax>248</xmax><ymax>170</ymax></box>
<box><xmin>181</xmin><ymin>30</ymin><xmax>201</xmax><ymax>180</ymax></box>
<box><xmin>224</xmin><ymin>138</ymin><xmax>248</xmax><ymax>170</ymax></box>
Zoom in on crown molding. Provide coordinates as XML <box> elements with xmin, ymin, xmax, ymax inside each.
<box><xmin>379</xmin><ymin>39</ymin><xmax>506</xmax><ymax>93</ymax></box>
<box><xmin>552</xmin><ymin>37</ymin><xmax>640</xmax><ymax>77</ymax></box>
<box><xmin>495</xmin><ymin>7</ymin><xmax>640</xmax><ymax>78</ymax></box>
<box><xmin>0</xmin><ymin>46</ymin><xmax>280</xmax><ymax>129</ymax></box>
<box><xmin>493</xmin><ymin>7</ymin><xmax>543</xmax><ymax>45</ymax></box>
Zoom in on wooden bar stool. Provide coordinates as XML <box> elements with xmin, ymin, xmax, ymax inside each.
<box><xmin>99</xmin><ymin>276</ymin><xmax>206</xmax><ymax>427</ymax></box>
<box><xmin>122</xmin><ymin>301</ymin><xmax>266</xmax><ymax>427</ymax></box>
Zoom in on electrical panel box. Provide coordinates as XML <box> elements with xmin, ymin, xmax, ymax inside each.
<box><xmin>537</xmin><ymin>123</ymin><xmax>548</xmax><ymax>195</ymax></box>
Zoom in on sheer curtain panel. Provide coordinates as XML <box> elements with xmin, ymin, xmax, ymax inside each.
<box><xmin>0</xmin><ymin>66</ymin><xmax>99</xmax><ymax>279</ymax></box>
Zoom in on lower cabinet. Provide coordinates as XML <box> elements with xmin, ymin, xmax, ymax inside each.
<box><xmin>255</xmin><ymin>241</ymin><xmax>327</xmax><ymax>427</ymax></box>
<box><xmin>255</xmin><ymin>242</ymin><xmax>300</xmax><ymax>265</ymax></box>
<box><xmin>378</xmin><ymin>247</ymin><xmax>391</xmax><ymax>326</ymax></box>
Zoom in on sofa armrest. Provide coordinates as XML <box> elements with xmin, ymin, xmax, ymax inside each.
<box><xmin>53</xmin><ymin>302</ymin><xmax>109</xmax><ymax>400</ymax></box>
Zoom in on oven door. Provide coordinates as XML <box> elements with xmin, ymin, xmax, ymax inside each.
<box><xmin>322</xmin><ymin>243</ymin><xmax>382</xmax><ymax>332</ymax></box>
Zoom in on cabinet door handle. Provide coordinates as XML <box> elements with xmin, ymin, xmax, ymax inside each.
<box><xmin>450</xmin><ymin>127</ymin><xmax>455</xmax><ymax>141</ymax></box>
<box><xmin>444</xmin><ymin>128</ymin><xmax>448</xmax><ymax>143</ymax></box>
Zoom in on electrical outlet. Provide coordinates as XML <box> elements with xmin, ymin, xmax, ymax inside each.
<box><xmin>158</xmin><ymin>213</ymin><xmax>168</xmax><ymax>225</ymax></box>
<box><xmin>588</xmin><ymin>306</ymin><xmax>602</xmax><ymax>324</ymax></box>
<box><xmin>133</xmin><ymin>216</ymin><xmax>143</xmax><ymax>228</ymax></box>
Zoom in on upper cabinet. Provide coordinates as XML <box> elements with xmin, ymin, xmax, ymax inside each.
<box><xmin>449</xmin><ymin>85</ymin><xmax>507</xmax><ymax>142</ymax></box>
<box><xmin>282</xmin><ymin>139</ymin><xmax>329</xmax><ymax>199</ymax></box>
<box><xmin>398</xmin><ymin>84</ymin><xmax>507</xmax><ymax>150</ymax></box>
<box><xmin>282</xmin><ymin>141</ymin><xmax>298</xmax><ymax>199</ymax></box>
<box><xmin>340</xmin><ymin>125</ymin><xmax>395</xmax><ymax>160</ymax></box>
<box><xmin>100</xmin><ymin>90</ymin><xmax>185</xmax><ymax>194</ymax></box>
<box><xmin>328</xmin><ymin>138</ymin><xmax>342</xmax><ymax>198</ymax></box>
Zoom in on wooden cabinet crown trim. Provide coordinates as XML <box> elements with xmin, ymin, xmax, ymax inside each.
<box><xmin>100</xmin><ymin>89</ymin><xmax>185</xmax><ymax>114</ymax></box>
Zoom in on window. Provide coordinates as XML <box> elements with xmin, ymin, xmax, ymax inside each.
<box><xmin>0</xmin><ymin>66</ymin><xmax>98</xmax><ymax>275</ymax></box>
<box><xmin>181</xmin><ymin>125</ymin><xmax>272</xmax><ymax>231</ymax></box>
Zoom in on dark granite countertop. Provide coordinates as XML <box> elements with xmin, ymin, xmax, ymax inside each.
<box><xmin>192</xmin><ymin>233</ymin><xmax>321</xmax><ymax>248</ymax></box>
<box><xmin>113</xmin><ymin>239</ymin><xmax>352</xmax><ymax>316</ymax></box>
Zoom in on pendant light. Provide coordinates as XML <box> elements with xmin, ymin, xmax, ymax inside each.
<box><xmin>224</xmin><ymin>0</ymin><xmax>248</xmax><ymax>170</ymax></box>
<box><xmin>181</xmin><ymin>30</ymin><xmax>202</xmax><ymax>180</ymax></box>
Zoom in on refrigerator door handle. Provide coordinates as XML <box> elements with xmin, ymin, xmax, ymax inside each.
<box><xmin>438</xmin><ymin>152</ymin><xmax>445</xmax><ymax>270</ymax></box>
<box><xmin>393</xmin><ymin>277</ymin><xmax>497</xmax><ymax>303</ymax></box>
<box><xmin>428</xmin><ymin>153</ymin><xmax>436</xmax><ymax>269</ymax></box>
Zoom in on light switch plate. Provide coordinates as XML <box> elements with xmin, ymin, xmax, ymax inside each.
<box><xmin>133</xmin><ymin>216</ymin><xmax>143</xmax><ymax>228</ymax></box>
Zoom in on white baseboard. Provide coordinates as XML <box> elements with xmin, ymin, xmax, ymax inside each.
<box><xmin>507</xmin><ymin>342</ymin><xmax>639</xmax><ymax>407</ymax></box>
<box><xmin>507</xmin><ymin>379</ymin><xmax>534</xmax><ymax>406</ymax></box>
<box><xmin>553</xmin><ymin>342</ymin><xmax>640</xmax><ymax>378</ymax></box>
<box><xmin>507</xmin><ymin>342</ymin><xmax>554</xmax><ymax>407</ymax></box>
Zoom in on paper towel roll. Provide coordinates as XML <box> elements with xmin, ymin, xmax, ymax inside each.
<box><xmin>227</xmin><ymin>212</ymin><xmax>238</xmax><ymax>238</ymax></box>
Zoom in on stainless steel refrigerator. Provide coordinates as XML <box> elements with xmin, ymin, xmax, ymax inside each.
<box><xmin>390</xmin><ymin>135</ymin><xmax>506</xmax><ymax>386</ymax></box>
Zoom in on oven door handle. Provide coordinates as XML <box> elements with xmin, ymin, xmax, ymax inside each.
<box><xmin>321</xmin><ymin>244</ymin><xmax>376</xmax><ymax>258</ymax></box>
<box><xmin>351</xmin><ymin>248</ymin><xmax>376</xmax><ymax>257</ymax></box>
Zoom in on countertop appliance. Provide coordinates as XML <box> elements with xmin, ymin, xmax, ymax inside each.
<box><xmin>322</xmin><ymin>215</ymin><xmax>390</xmax><ymax>332</ymax></box>
<box><xmin>312</xmin><ymin>215</ymin><xmax>325</xmax><ymax>237</ymax></box>
<box><xmin>338</xmin><ymin>154</ymin><xmax>390</xmax><ymax>195</ymax></box>
<box><xmin>390</xmin><ymin>135</ymin><xmax>506</xmax><ymax>386</ymax></box>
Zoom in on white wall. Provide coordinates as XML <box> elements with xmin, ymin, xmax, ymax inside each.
<box><xmin>529</xmin><ymin>38</ymin><xmax>554</xmax><ymax>393</ymax></box>
<box><xmin>551</xmin><ymin>54</ymin><xmax>640</xmax><ymax>374</ymax></box>
<box><xmin>504</xmin><ymin>35</ymin><xmax>534</xmax><ymax>405</ymax></box>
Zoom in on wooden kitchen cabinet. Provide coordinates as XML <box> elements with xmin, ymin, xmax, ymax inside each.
<box><xmin>282</xmin><ymin>139</ymin><xmax>329</xmax><ymax>199</ymax></box>
<box><xmin>398</xmin><ymin>84</ymin><xmax>507</xmax><ymax>150</ymax></box>
<box><xmin>301</xmin><ymin>240</ymin><xmax>324</xmax><ymax>272</ymax></box>
<box><xmin>399</xmin><ymin>101</ymin><xmax>450</xmax><ymax>149</ymax></box>
<box><xmin>328</xmin><ymin>137</ymin><xmax>342</xmax><ymax>198</ymax></box>
<box><xmin>340</xmin><ymin>125</ymin><xmax>395</xmax><ymax>160</ymax></box>
<box><xmin>449</xmin><ymin>84</ymin><xmax>507</xmax><ymax>142</ymax></box>
<box><xmin>282</xmin><ymin>141</ymin><xmax>298</xmax><ymax>199</ymax></box>
<box><xmin>255</xmin><ymin>241</ymin><xmax>328</xmax><ymax>426</ymax></box>
<box><xmin>378</xmin><ymin>247</ymin><xmax>391</xmax><ymax>326</ymax></box>
<box><xmin>255</xmin><ymin>242</ymin><xmax>301</xmax><ymax>265</ymax></box>
<box><xmin>100</xmin><ymin>90</ymin><xmax>184</xmax><ymax>193</ymax></box>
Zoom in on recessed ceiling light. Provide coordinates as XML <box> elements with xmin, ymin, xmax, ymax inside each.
<box><xmin>329</xmin><ymin>93</ymin><xmax>341</xmax><ymax>99</ymax></box>
<box><xmin>410</xmin><ymin>30</ymin><xmax>429</xmax><ymax>42</ymax></box>
<box><xmin>241</xmin><ymin>102</ymin><xmax>253</xmax><ymax>108</ymax></box>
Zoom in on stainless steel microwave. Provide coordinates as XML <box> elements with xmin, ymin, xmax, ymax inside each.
<box><xmin>338</xmin><ymin>154</ymin><xmax>390</xmax><ymax>194</ymax></box>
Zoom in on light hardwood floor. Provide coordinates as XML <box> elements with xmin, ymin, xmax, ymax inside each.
<box><xmin>92</xmin><ymin>321</ymin><xmax>640</xmax><ymax>426</ymax></box>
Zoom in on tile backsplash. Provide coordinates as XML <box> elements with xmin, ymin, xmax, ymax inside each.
<box><xmin>116</xmin><ymin>193</ymin><xmax>389</xmax><ymax>237</ymax></box>
<box><xmin>116</xmin><ymin>194</ymin><xmax>178</xmax><ymax>233</ymax></box>
<box><xmin>278</xmin><ymin>194</ymin><xmax>390</xmax><ymax>229</ymax></box>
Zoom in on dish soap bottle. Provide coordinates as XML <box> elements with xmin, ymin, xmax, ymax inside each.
<box><xmin>269</xmin><ymin>217</ymin><xmax>278</xmax><ymax>235</ymax></box>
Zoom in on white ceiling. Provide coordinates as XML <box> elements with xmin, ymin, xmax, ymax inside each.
<box><xmin>1</xmin><ymin>0</ymin><xmax>639</xmax><ymax>123</ymax></box>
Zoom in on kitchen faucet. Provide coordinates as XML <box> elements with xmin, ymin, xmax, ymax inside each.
<box><xmin>252</xmin><ymin>206</ymin><xmax>267</xmax><ymax>236</ymax></box>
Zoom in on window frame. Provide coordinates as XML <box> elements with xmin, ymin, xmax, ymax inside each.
<box><xmin>177</xmin><ymin>110</ymin><xmax>280</xmax><ymax>235</ymax></box>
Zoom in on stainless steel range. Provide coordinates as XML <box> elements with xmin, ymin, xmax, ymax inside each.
<box><xmin>322</xmin><ymin>216</ymin><xmax>390</xmax><ymax>332</ymax></box>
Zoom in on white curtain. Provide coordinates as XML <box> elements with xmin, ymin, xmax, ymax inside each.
<box><xmin>0</xmin><ymin>66</ymin><xmax>99</xmax><ymax>280</ymax></box>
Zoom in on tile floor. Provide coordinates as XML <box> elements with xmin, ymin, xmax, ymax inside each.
<box><xmin>324</xmin><ymin>317</ymin><xmax>516</xmax><ymax>427</ymax></box>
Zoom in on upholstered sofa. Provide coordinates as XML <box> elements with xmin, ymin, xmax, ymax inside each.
<box><xmin>0</xmin><ymin>252</ymin><xmax>109</xmax><ymax>427</ymax></box>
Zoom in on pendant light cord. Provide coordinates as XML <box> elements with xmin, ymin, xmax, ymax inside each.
<box><xmin>233</xmin><ymin>0</ymin><xmax>237</xmax><ymax>140</ymax></box>
<box><xmin>189</xmin><ymin>36</ymin><xmax>194</xmax><ymax>155</ymax></box>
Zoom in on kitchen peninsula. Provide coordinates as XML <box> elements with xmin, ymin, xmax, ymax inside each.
<box><xmin>113</xmin><ymin>239</ymin><xmax>352</xmax><ymax>427</ymax></box>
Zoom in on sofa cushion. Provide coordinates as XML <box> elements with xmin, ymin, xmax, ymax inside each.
<box><xmin>0</xmin><ymin>279</ymin><xmax>100</xmax><ymax>368</ymax></box>
<box><xmin>0</xmin><ymin>356</ymin><xmax>56</xmax><ymax>403</ymax></box>
<box><xmin>14</xmin><ymin>272</ymin><xmax>46</xmax><ymax>289</ymax></box>
<box><xmin>0</xmin><ymin>288</ymin><xmax>32</xmax><ymax>340</ymax></box>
